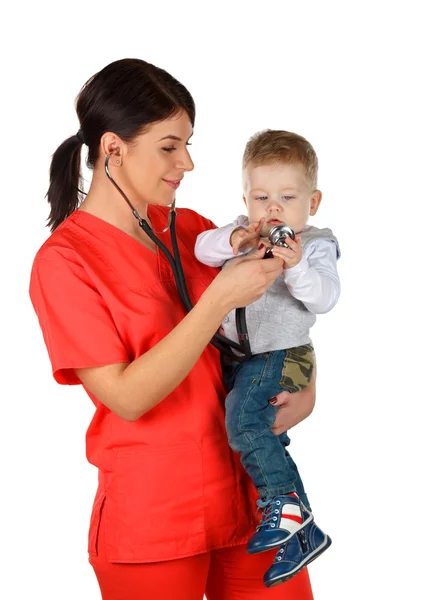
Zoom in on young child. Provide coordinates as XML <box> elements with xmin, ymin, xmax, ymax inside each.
<box><xmin>194</xmin><ymin>130</ymin><xmax>341</xmax><ymax>587</ymax></box>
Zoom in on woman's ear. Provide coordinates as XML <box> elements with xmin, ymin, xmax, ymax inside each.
<box><xmin>101</xmin><ymin>133</ymin><xmax>124</xmax><ymax>167</ymax></box>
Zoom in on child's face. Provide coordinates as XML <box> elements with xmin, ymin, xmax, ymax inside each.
<box><xmin>243</xmin><ymin>162</ymin><xmax>322</xmax><ymax>237</ymax></box>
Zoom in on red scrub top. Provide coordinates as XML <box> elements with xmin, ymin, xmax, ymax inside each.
<box><xmin>29</xmin><ymin>206</ymin><xmax>260</xmax><ymax>563</ymax></box>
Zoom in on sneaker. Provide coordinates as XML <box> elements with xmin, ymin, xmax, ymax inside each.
<box><xmin>263</xmin><ymin>520</ymin><xmax>332</xmax><ymax>587</ymax></box>
<box><xmin>247</xmin><ymin>494</ymin><xmax>313</xmax><ymax>554</ymax></box>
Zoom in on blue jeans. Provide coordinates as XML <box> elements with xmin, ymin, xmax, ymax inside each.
<box><xmin>222</xmin><ymin>346</ymin><xmax>314</xmax><ymax>510</ymax></box>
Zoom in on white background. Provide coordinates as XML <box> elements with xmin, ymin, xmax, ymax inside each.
<box><xmin>2</xmin><ymin>1</ymin><xmax>421</xmax><ymax>599</ymax></box>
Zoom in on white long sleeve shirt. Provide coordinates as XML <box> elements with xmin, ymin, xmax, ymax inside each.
<box><xmin>195</xmin><ymin>215</ymin><xmax>341</xmax><ymax>354</ymax></box>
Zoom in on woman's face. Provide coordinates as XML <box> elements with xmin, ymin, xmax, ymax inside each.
<box><xmin>114</xmin><ymin>111</ymin><xmax>194</xmax><ymax>207</ymax></box>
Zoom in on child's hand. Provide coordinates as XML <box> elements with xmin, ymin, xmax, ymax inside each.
<box><xmin>230</xmin><ymin>218</ymin><xmax>265</xmax><ymax>256</ymax></box>
<box><xmin>271</xmin><ymin>235</ymin><xmax>303</xmax><ymax>269</ymax></box>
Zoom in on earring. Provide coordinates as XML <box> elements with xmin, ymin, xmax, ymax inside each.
<box><xmin>114</xmin><ymin>146</ymin><xmax>121</xmax><ymax>165</ymax></box>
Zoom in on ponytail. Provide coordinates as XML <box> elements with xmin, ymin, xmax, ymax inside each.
<box><xmin>46</xmin><ymin>135</ymin><xmax>84</xmax><ymax>232</ymax></box>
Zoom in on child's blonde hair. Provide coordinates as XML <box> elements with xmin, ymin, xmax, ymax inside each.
<box><xmin>242</xmin><ymin>130</ymin><xmax>318</xmax><ymax>189</ymax></box>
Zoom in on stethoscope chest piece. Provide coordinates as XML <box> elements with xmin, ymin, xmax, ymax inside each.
<box><xmin>268</xmin><ymin>224</ymin><xmax>295</xmax><ymax>248</ymax></box>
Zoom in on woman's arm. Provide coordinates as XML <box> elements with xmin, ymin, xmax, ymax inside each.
<box><xmin>271</xmin><ymin>362</ymin><xmax>317</xmax><ymax>435</ymax></box>
<box><xmin>76</xmin><ymin>247</ymin><xmax>285</xmax><ymax>422</ymax></box>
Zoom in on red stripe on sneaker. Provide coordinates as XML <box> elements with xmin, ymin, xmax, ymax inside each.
<box><xmin>283</xmin><ymin>514</ymin><xmax>302</xmax><ymax>524</ymax></box>
<box><xmin>283</xmin><ymin>495</ymin><xmax>302</xmax><ymax>524</ymax></box>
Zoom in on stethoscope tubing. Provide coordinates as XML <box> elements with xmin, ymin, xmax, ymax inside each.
<box><xmin>104</xmin><ymin>151</ymin><xmax>252</xmax><ymax>362</ymax></box>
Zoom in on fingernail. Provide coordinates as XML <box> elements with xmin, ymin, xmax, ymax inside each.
<box><xmin>269</xmin><ymin>397</ymin><xmax>277</xmax><ymax>405</ymax></box>
<box><xmin>258</xmin><ymin>243</ymin><xmax>265</xmax><ymax>250</ymax></box>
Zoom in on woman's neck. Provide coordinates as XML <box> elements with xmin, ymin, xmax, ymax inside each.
<box><xmin>78</xmin><ymin>168</ymin><xmax>153</xmax><ymax>243</ymax></box>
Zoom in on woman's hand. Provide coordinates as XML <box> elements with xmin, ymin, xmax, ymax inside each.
<box><xmin>270</xmin><ymin>363</ymin><xmax>317</xmax><ymax>435</ymax></box>
<box><xmin>206</xmin><ymin>244</ymin><xmax>285</xmax><ymax>313</ymax></box>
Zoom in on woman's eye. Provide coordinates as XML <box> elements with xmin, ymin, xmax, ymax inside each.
<box><xmin>162</xmin><ymin>146</ymin><xmax>177</xmax><ymax>153</ymax></box>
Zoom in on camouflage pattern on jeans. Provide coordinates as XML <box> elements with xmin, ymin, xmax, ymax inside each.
<box><xmin>280</xmin><ymin>344</ymin><xmax>314</xmax><ymax>392</ymax></box>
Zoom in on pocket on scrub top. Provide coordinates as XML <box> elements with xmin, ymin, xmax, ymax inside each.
<box><xmin>104</xmin><ymin>442</ymin><xmax>205</xmax><ymax>561</ymax></box>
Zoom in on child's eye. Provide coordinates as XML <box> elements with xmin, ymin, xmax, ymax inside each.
<box><xmin>255</xmin><ymin>196</ymin><xmax>268</xmax><ymax>201</ymax></box>
<box><xmin>283</xmin><ymin>196</ymin><xmax>294</xmax><ymax>201</ymax></box>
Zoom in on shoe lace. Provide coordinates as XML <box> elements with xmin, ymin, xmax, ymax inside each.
<box><xmin>256</xmin><ymin>497</ymin><xmax>282</xmax><ymax>530</ymax></box>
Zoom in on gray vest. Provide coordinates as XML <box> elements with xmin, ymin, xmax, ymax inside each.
<box><xmin>222</xmin><ymin>226</ymin><xmax>340</xmax><ymax>354</ymax></box>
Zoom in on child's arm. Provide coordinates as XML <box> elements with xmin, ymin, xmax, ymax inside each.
<box><xmin>274</xmin><ymin>239</ymin><xmax>340</xmax><ymax>314</ymax></box>
<box><xmin>194</xmin><ymin>215</ymin><xmax>250</xmax><ymax>267</ymax></box>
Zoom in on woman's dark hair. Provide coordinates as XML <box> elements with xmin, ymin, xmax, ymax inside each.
<box><xmin>46</xmin><ymin>58</ymin><xmax>195</xmax><ymax>231</ymax></box>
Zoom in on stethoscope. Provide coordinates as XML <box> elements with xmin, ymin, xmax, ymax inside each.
<box><xmin>104</xmin><ymin>149</ymin><xmax>295</xmax><ymax>363</ymax></box>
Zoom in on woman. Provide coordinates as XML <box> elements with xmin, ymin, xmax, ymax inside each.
<box><xmin>29</xmin><ymin>58</ymin><xmax>316</xmax><ymax>599</ymax></box>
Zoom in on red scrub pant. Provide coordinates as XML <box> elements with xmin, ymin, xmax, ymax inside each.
<box><xmin>90</xmin><ymin>515</ymin><xmax>314</xmax><ymax>600</ymax></box>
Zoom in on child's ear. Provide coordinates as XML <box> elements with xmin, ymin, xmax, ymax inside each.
<box><xmin>310</xmin><ymin>190</ymin><xmax>322</xmax><ymax>216</ymax></box>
